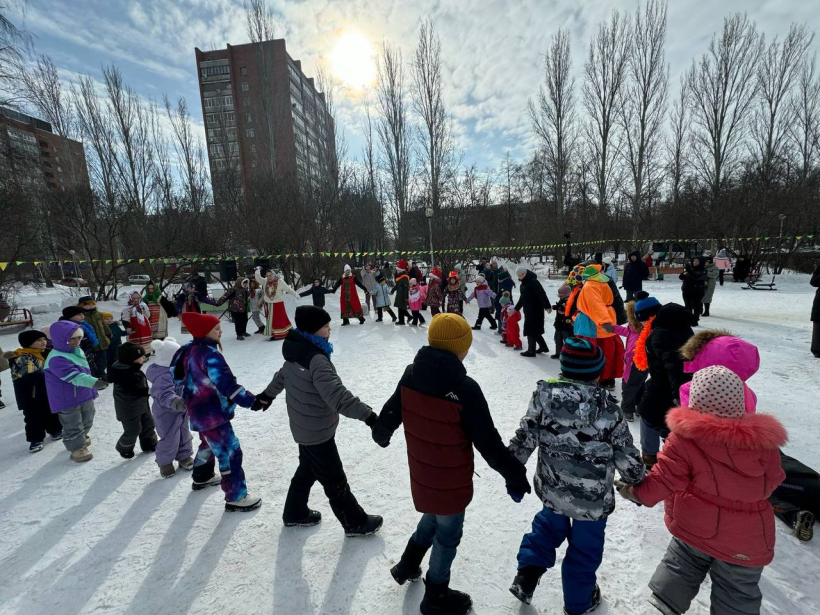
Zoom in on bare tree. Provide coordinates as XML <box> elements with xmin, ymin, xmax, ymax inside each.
<box><xmin>666</xmin><ymin>74</ymin><xmax>690</xmax><ymax>207</ymax></box>
<box><xmin>529</xmin><ymin>27</ymin><xmax>576</xmax><ymax>227</ymax></box>
<box><xmin>620</xmin><ymin>0</ymin><xmax>668</xmax><ymax>237</ymax></box>
<box><xmin>687</xmin><ymin>13</ymin><xmax>763</xmax><ymax>203</ymax></box>
<box><xmin>0</xmin><ymin>0</ymin><xmax>31</xmax><ymax>107</ymax></box>
<box><xmin>789</xmin><ymin>53</ymin><xmax>820</xmax><ymax>181</ymax></box>
<box><xmin>583</xmin><ymin>9</ymin><xmax>631</xmax><ymax>223</ymax></box>
<box><xmin>164</xmin><ymin>96</ymin><xmax>209</xmax><ymax>212</ymax></box>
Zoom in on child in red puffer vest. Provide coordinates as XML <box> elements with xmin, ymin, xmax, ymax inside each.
<box><xmin>617</xmin><ymin>365</ymin><xmax>786</xmax><ymax>615</ymax></box>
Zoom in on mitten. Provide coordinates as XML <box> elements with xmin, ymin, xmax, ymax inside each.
<box><xmin>92</xmin><ymin>379</ymin><xmax>109</xmax><ymax>391</ymax></box>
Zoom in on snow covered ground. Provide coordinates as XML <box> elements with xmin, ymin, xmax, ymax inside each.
<box><xmin>0</xmin><ymin>269</ymin><xmax>818</xmax><ymax>615</ymax></box>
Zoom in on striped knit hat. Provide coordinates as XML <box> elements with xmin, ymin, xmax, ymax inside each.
<box><xmin>560</xmin><ymin>337</ymin><xmax>605</xmax><ymax>381</ymax></box>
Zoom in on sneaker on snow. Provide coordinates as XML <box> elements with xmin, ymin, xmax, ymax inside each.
<box><xmin>284</xmin><ymin>509</ymin><xmax>322</xmax><ymax>527</ymax></box>
<box><xmin>795</xmin><ymin>510</ymin><xmax>815</xmax><ymax>542</ymax></box>
<box><xmin>419</xmin><ymin>578</ymin><xmax>472</xmax><ymax>615</ymax></box>
<box><xmin>509</xmin><ymin>566</ymin><xmax>546</xmax><ymax>605</ymax></box>
<box><xmin>192</xmin><ymin>474</ymin><xmax>222</xmax><ymax>490</ymax></box>
<box><xmin>177</xmin><ymin>457</ymin><xmax>195</xmax><ymax>471</ymax></box>
<box><xmin>563</xmin><ymin>584</ymin><xmax>601</xmax><ymax>615</ymax></box>
<box><xmin>70</xmin><ymin>446</ymin><xmax>93</xmax><ymax>463</ymax></box>
<box><xmin>647</xmin><ymin>592</ymin><xmax>680</xmax><ymax>615</ymax></box>
<box><xmin>159</xmin><ymin>463</ymin><xmax>176</xmax><ymax>478</ymax></box>
<box><xmin>390</xmin><ymin>538</ymin><xmax>429</xmax><ymax>585</ymax></box>
<box><xmin>29</xmin><ymin>441</ymin><xmax>45</xmax><ymax>453</ymax></box>
<box><xmin>344</xmin><ymin>514</ymin><xmax>383</xmax><ymax>537</ymax></box>
<box><xmin>51</xmin><ymin>431</ymin><xmax>63</xmax><ymax>441</ymax></box>
<box><xmin>225</xmin><ymin>495</ymin><xmax>262</xmax><ymax>512</ymax></box>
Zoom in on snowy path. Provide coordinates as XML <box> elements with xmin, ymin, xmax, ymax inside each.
<box><xmin>0</xmin><ymin>271</ymin><xmax>818</xmax><ymax>614</ymax></box>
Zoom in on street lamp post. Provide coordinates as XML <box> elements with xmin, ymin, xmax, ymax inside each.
<box><xmin>779</xmin><ymin>214</ymin><xmax>787</xmax><ymax>246</ymax></box>
<box><xmin>68</xmin><ymin>249</ymin><xmax>80</xmax><ymax>280</ymax></box>
<box><xmin>425</xmin><ymin>206</ymin><xmax>435</xmax><ymax>270</ymax></box>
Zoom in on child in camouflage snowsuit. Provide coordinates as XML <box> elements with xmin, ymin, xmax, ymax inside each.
<box><xmin>507</xmin><ymin>336</ymin><xmax>645</xmax><ymax>614</ymax></box>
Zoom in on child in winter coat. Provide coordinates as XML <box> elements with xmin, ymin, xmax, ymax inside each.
<box><xmin>507</xmin><ymin>337</ymin><xmax>645</xmax><ymax>612</ymax></box>
<box><xmin>4</xmin><ymin>330</ymin><xmax>62</xmax><ymax>452</ymax></box>
<box><xmin>373</xmin><ymin>313</ymin><xmax>531</xmax><ymax>615</ymax></box>
<box><xmin>171</xmin><ymin>312</ymin><xmax>261</xmax><ymax>512</ymax></box>
<box><xmin>255</xmin><ymin>306</ymin><xmax>382</xmax><ymax>535</ymax></box>
<box><xmin>617</xmin><ymin>366</ymin><xmax>787</xmax><ymax>615</ymax></box>
<box><xmin>147</xmin><ymin>338</ymin><xmax>193</xmax><ymax>478</ymax></box>
<box><xmin>299</xmin><ymin>278</ymin><xmax>334</xmax><ymax>308</ymax></box>
<box><xmin>110</xmin><ymin>342</ymin><xmax>157</xmax><ymax>459</ymax></box>
<box><xmin>102</xmin><ymin>312</ymin><xmax>125</xmax><ymax>375</ymax></box>
<box><xmin>465</xmin><ymin>274</ymin><xmax>497</xmax><ymax>330</ymax></box>
<box><xmin>504</xmin><ymin>304</ymin><xmax>523</xmax><ymax>350</ymax></box>
<box><xmin>425</xmin><ymin>268</ymin><xmax>444</xmax><ymax>315</ymax></box>
<box><xmin>444</xmin><ymin>272</ymin><xmax>465</xmax><ymax>316</ymax></box>
<box><xmin>550</xmin><ymin>284</ymin><xmax>574</xmax><ymax>359</ymax></box>
<box><xmin>612</xmin><ymin>293</ymin><xmax>651</xmax><ymax>422</ymax></box>
<box><xmin>61</xmin><ymin>305</ymin><xmax>99</xmax><ymax>375</ymax></box>
<box><xmin>498</xmin><ymin>292</ymin><xmax>512</xmax><ymax>342</ymax></box>
<box><xmin>371</xmin><ymin>275</ymin><xmax>398</xmax><ymax>322</ymax></box>
<box><xmin>44</xmin><ymin>320</ymin><xmax>110</xmax><ymax>462</ymax></box>
<box><xmin>408</xmin><ymin>278</ymin><xmax>428</xmax><ymax>326</ymax></box>
<box><xmin>78</xmin><ymin>295</ymin><xmax>112</xmax><ymax>378</ymax></box>
<box><xmin>392</xmin><ymin>264</ymin><xmax>412</xmax><ymax>325</ymax></box>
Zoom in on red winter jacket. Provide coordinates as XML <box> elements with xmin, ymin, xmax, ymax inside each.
<box><xmin>633</xmin><ymin>407</ymin><xmax>787</xmax><ymax>567</ymax></box>
<box><xmin>506</xmin><ymin>309</ymin><xmax>522</xmax><ymax>348</ymax></box>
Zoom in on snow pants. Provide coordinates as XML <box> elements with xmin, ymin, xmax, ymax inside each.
<box><xmin>232</xmin><ymin>311</ymin><xmax>249</xmax><ymax>337</ymax></box>
<box><xmin>411</xmin><ymin>310</ymin><xmax>426</xmax><ymax>325</ymax></box>
<box><xmin>93</xmin><ymin>350</ymin><xmax>108</xmax><ymax>378</ymax></box>
<box><xmin>650</xmin><ymin>537</ymin><xmax>763</xmax><ymax>614</ymax></box>
<box><xmin>411</xmin><ymin>510</ymin><xmax>465</xmax><ymax>585</ymax></box>
<box><xmin>154</xmin><ymin>408</ymin><xmax>193</xmax><ymax>466</ymax></box>
<box><xmin>621</xmin><ymin>366</ymin><xmax>647</xmax><ymax>416</ymax></box>
<box><xmin>58</xmin><ymin>401</ymin><xmax>95</xmax><ymax>452</ymax></box>
<box><xmin>22</xmin><ymin>402</ymin><xmax>63</xmax><ymax>443</ymax></box>
<box><xmin>192</xmin><ymin>422</ymin><xmax>246</xmax><ymax>502</ymax></box>
<box><xmin>282</xmin><ymin>437</ymin><xmax>367</xmax><ymax>530</ymax></box>
<box><xmin>770</xmin><ymin>451</ymin><xmax>820</xmax><ymax>528</ymax></box>
<box><xmin>376</xmin><ymin>306</ymin><xmax>397</xmax><ymax>321</ymax></box>
<box><xmin>517</xmin><ymin>506</ymin><xmax>607</xmax><ymax>614</ymax></box>
<box><xmin>554</xmin><ymin>328</ymin><xmax>571</xmax><ymax>354</ymax></box>
<box><xmin>116</xmin><ymin>410</ymin><xmax>158</xmax><ymax>456</ymax></box>
<box><xmin>812</xmin><ymin>321</ymin><xmax>820</xmax><ymax>357</ymax></box>
<box><xmin>474</xmin><ymin>307</ymin><xmax>496</xmax><ymax>329</ymax></box>
<box><xmin>683</xmin><ymin>292</ymin><xmax>703</xmax><ymax>326</ymax></box>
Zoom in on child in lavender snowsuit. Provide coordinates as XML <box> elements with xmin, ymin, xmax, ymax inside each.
<box><xmin>170</xmin><ymin>312</ymin><xmax>261</xmax><ymax>512</ymax></box>
<box><xmin>44</xmin><ymin>320</ymin><xmax>110</xmax><ymax>462</ymax></box>
<box><xmin>465</xmin><ymin>274</ymin><xmax>497</xmax><ymax>330</ymax></box>
<box><xmin>147</xmin><ymin>337</ymin><xmax>194</xmax><ymax>478</ymax></box>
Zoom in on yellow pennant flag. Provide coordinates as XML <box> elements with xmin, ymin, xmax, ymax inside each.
<box><xmin>0</xmin><ymin>262</ymin><xmax>7</xmax><ymax>271</ymax></box>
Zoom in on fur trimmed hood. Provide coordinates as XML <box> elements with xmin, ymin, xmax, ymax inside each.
<box><xmin>680</xmin><ymin>330</ymin><xmax>759</xmax><ymax>381</ymax></box>
<box><xmin>667</xmin><ymin>406</ymin><xmax>787</xmax><ymax>451</ymax></box>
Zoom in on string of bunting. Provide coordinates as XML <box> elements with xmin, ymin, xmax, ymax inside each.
<box><xmin>0</xmin><ymin>234</ymin><xmax>814</xmax><ymax>272</ymax></box>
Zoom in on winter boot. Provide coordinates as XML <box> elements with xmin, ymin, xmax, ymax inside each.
<box><xmin>225</xmin><ymin>494</ymin><xmax>262</xmax><ymax>512</ymax></box>
<box><xmin>642</xmin><ymin>452</ymin><xmax>658</xmax><ymax>469</ymax></box>
<box><xmin>51</xmin><ymin>431</ymin><xmax>63</xmax><ymax>441</ymax></box>
<box><xmin>472</xmin><ymin>324</ymin><xmax>481</xmax><ymax>330</ymax></box>
<box><xmin>284</xmin><ymin>509</ymin><xmax>322</xmax><ymax>528</ymax></box>
<box><xmin>341</xmin><ymin>318</ymin><xmax>350</xmax><ymax>326</ymax></box>
<box><xmin>344</xmin><ymin>514</ymin><xmax>383</xmax><ymax>537</ymax></box>
<box><xmin>563</xmin><ymin>584</ymin><xmax>601</xmax><ymax>614</ymax></box>
<box><xmin>794</xmin><ymin>510</ymin><xmax>815</xmax><ymax>542</ymax></box>
<box><xmin>29</xmin><ymin>441</ymin><xmax>44</xmax><ymax>453</ymax></box>
<box><xmin>255</xmin><ymin>326</ymin><xmax>265</xmax><ymax>334</ymax></box>
<box><xmin>390</xmin><ymin>538</ymin><xmax>430</xmax><ymax>585</ymax></box>
<box><xmin>119</xmin><ymin>448</ymin><xmax>135</xmax><ymax>459</ymax></box>
<box><xmin>702</xmin><ymin>303</ymin><xmax>710</xmax><ymax>317</ymax></box>
<box><xmin>550</xmin><ymin>353</ymin><xmax>560</xmax><ymax>359</ymax></box>
<box><xmin>419</xmin><ymin>578</ymin><xmax>472</xmax><ymax>615</ymax></box>
<box><xmin>159</xmin><ymin>463</ymin><xmax>176</xmax><ymax>478</ymax></box>
<box><xmin>376</xmin><ymin>317</ymin><xmax>383</xmax><ymax>322</ymax></box>
<box><xmin>624</xmin><ymin>412</ymin><xmax>635</xmax><ymax>422</ymax></box>
<box><xmin>358</xmin><ymin>317</ymin><xmax>366</xmax><ymax>324</ymax></box>
<box><xmin>509</xmin><ymin>566</ymin><xmax>546</xmax><ymax>605</ymax></box>
<box><xmin>178</xmin><ymin>457</ymin><xmax>195</xmax><ymax>471</ymax></box>
<box><xmin>489</xmin><ymin>323</ymin><xmax>497</xmax><ymax>330</ymax></box>
<box><xmin>648</xmin><ymin>593</ymin><xmax>680</xmax><ymax>615</ymax></box>
<box><xmin>520</xmin><ymin>350</ymin><xmax>537</xmax><ymax>357</ymax></box>
<box><xmin>192</xmin><ymin>474</ymin><xmax>222</xmax><ymax>491</ymax></box>
<box><xmin>70</xmin><ymin>446</ymin><xmax>93</xmax><ymax>462</ymax></box>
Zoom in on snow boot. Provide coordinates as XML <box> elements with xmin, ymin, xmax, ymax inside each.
<box><xmin>29</xmin><ymin>441</ymin><xmax>44</xmax><ymax>453</ymax></box>
<box><xmin>341</xmin><ymin>318</ymin><xmax>350</xmax><ymax>326</ymax></box>
<box><xmin>178</xmin><ymin>457</ymin><xmax>195</xmax><ymax>471</ymax></box>
<box><xmin>509</xmin><ymin>566</ymin><xmax>546</xmax><ymax>605</ymax></box>
<box><xmin>795</xmin><ymin>510</ymin><xmax>815</xmax><ymax>542</ymax></box>
<box><xmin>255</xmin><ymin>326</ymin><xmax>265</xmax><ymax>334</ymax></box>
<box><xmin>119</xmin><ymin>449</ymin><xmax>135</xmax><ymax>459</ymax></box>
<box><xmin>471</xmin><ymin>324</ymin><xmax>481</xmax><ymax>330</ymax></box>
<box><xmin>51</xmin><ymin>431</ymin><xmax>63</xmax><ymax>441</ymax></box>
<box><xmin>192</xmin><ymin>474</ymin><xmax>222</xmax><ymax>491</ymax></box>
<box><xmin>520</xmin><ymin>350</ymin><xmax>537</xmax><ymax>357</ymax></box>
<box><xmin>358</xmin><ymin>317</ymin><xmax>366</xmax><ymax>324</ymax></box>
<box><xmin>624</xmin><ymin>412</ymin><xmax>635</xmax><ymax>422</ymax></box>
<box><xmin>489</xmin><ymin>323</ymin><xmax>497</xmax><ymax>330</ymax></box>
<box><xmin>344</xmin><ymin>514</ymin><xmax>383</xmax><ymax>537</ymax></box>
<box><xmin>159</xmin><ymin>463</ymin><xmax>176</xmax><ymax>478</ymax></box>
<box><xmin>70</xmin><ymin>446</ymin><xmax>93</xmax><ymax>462</ymax></box>
<box><xmin>563</xmin><ymin>584</ymin><xmax>601</xmax><ymax>614</ymax></box>
<box><xmin>550</xmin><ymin>353</ymin><xmax>560</xmax><ymax>359</ymax></box>
<box><xmin>237</xmin><ymin>335</ymin><xmax>245</xmax><ymax>340</ymax></box>
<box><xmin>390</xmin><ymin>538</ymin><xmax>429</xmax><ymax>585</ymax></box>
<box><xmin>419</xmin><ymin>578</ymin><xmax>472</xmax><ymax>615</ymax></box>
<box><xmin>702</xmin><ymin>303</ymin><xmax>710</xmax><ymax>317</ymax></box>
<box><xmin>284</xmin><ymin>509</ymin><xmax>322</xmax><ymax>527</ymax></box>
<box><xmin>225</xmin><ymin>494</ymin><xmax>262</xmax><ymax>512</ymax></box>
<box><xmin>648</xmin><ymin>593</ymin><xmax>680</xmax><ymax>615</ymax></box>
<box><xmin>376</xmin><ymin>317</ymin><xmax>383</xmax><ymax>322</ymax></box>
<box><xmin>642</xmin><ymin>452</ymin><xmax>658</xmax><ymax>469</ymax></box>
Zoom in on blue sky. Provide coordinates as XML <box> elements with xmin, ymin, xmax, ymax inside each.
<box><xmin>9</xmin><ymin>0</ymin><xmax>820</xmax><ymax>171</ymax></box>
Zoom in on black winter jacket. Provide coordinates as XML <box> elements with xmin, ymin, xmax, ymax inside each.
<box><xmin>515</xmin><ymin>270</ymin><xmax>552</xmax><ymax>336</ymax></box>
<box><xmin>811</xmin><ymin>264</ymin><xmax>820</xmax><ymax>323</ymax></box>
<box><xmin>608</xmin><ymin>278</ymin><xmax>627</xmax><ymax>325</ymax></box>
<box><xmin>680</xmin><ymin>261</ymin><xmax>708</xmax><ymax>298</ymax></box>
<box><xmin>637</xmin><ymin>303</ymin><xmax>694</xmax><ymax>429</ymax></box>
<box><xmin>622</xmin><ymin>251</ymin><xmax>649</xmax><ymax>292</ymax></box>
<box><xmin>109</xmin><ymin>361</ymin><xmax>151</xmax><ymax>421</ymax></box>
<box><xmin>299</xmin><ymin>285</ymin><xmax>334</xmax><ymax>308</ymax></box>
<box><xmin>552</xmin><ymin>297</ymin><xmax>574</xmax><ymax>332</ymax></box>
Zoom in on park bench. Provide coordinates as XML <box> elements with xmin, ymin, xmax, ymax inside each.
<box><xmin>0</xmin><ymin>307</ymin><xmax>34</xmax><ymax>329</ymax></box>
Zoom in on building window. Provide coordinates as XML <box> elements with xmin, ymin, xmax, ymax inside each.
<box><xmin>245</xmin><ymin>113</ymin><xmax>252</xmax><ymax>123</ymax></box>
<box><xmin>246</xmin><ymin>128</ymin><xmax>255</xmax><ymax>138</ymax></box>
<box><xmin>241</xmin><ymin>66</ymin><xmax>247</xmax><ymax>76</ymax></box>
<box><xmin>200</xmin><ymin>64</ymin><xmax>230</xmax><ymax>78</ymax></box>
<box><xmin>241</xmin><ymin>82</ymin><xmax>249</xmax><ymax>92</ymax></box>
<box><xmin>243</xmin><ymin>98</ymin><xmax>250</xmax><ymax>107</ymax></box>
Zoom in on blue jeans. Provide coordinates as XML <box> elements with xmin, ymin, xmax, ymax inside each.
<box><xmin>411</xmin><ymin>511</ymin><xmax>465</xmax><ymax>585</ymax></box>
<box><xmin>517</xmin><ymin>507</ymin><xmax>607</xmax><ymax>614</ymax></box>
<box><xmin>640</xmin><ymin>418</ymin><xmax>669</xmax><ymax>455</ymax></box>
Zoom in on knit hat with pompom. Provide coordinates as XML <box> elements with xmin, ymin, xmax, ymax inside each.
<box><xmin>151</xmin><ymin>337</ymin><xmax>181</xmax><ymax>367</ymax></box>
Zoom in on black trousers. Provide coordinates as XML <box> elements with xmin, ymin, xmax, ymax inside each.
<box><xmin>283</xmin><ymin>438</ymin><xmax>367</xmax><ymax>529</ymax></box>
<box><xmin>526</xmin><ymin>334</ymin><xmax>548</xmax><ymax>353</ymax></box>
<box><xmin>770</xmin><ymin>451</ymin><xmax>820</xmax><ymax>526</ymax></box>
<box><xmin>233</xmin><ymin>311</ymin><xmax>249</xmax><ymax>337</ymax></box>
<box><xmin>397</xmin><ymin>308</ymin><xmax>412</xmax><ymax>324</ymax></box>
<box><xmin>682</xmin><ymin>293</ymin><xmax>703</xmax><ymax>325</ymax></box>
<box><xmin>376</xmin><ymin>306</ymin><xmax>396</xmax><ymax>321</ymax></box>
<box><xmin>625</xmin><ymin>289</ymin><xmax>636</xmax><ymax>302</ymax></box>
<box><xmin>24</xmin><ymin>403</ymin><xmax>63</xmax><ymax>443</ymax></box>
<box><xmin>475</xmin><ymin>307</ymin><xmax>497</xmax><ymax>328</ymax></box>
<box><xmin>812</xmin><ymin>321</ymin><xmax>820</xmax><ymax>357</ymax></box>
<box><xmin>553</xmin><ymin>328</ymin><xmax>571</xmax><ymax>354</ymax></box>
<box><xmin>718</xmin><ymin>270</ymin><xmax>725</xmax><ymax>286</ymax></box>
<box><xmin>622</xmin><ymin>366</ymin><xmax>648</xmax><ymax>416</ymax></box>
<box><xmin>116</xmin><ymin>410</ymin><xmax>158</xmax><ymax>455</ymax></box>
<box><xmin>411</xmin><ymin>310</ymin><xmax>426</xmax><ymax>325</ymax></box>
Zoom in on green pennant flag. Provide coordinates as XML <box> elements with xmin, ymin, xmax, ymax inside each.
<box><xmin>15</xmin><ymin>260</ymin><xmax>24</xmax><ymax>265</ymax></box>
<box><xmin>104</xmin><ymin>259</ymin><xmax>111</xmax><ymax>264</ymax></box>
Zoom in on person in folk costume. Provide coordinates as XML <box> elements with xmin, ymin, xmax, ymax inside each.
<box><xmin>142</xmin><ymin>281</ymin><xmax>168</xmax><ymax>340</ymax></box>
<box><xmin>175</xmin><ymin>282</ymin><xmax>216</xmax><ymax>335</ymax></box>
<box><xmin>444</xmin><ymin>271</ymin><xmax>466</xmax><ymax>316</ymax></box>
<box><xmin>332</xmin><ymin>264</ymin><xmax>368</xmax><ymax>325</ymax></box>
<box><xmin>255</xmin><ymin>267</ymin><xmax>300</xmax><ymax>341</ymax></box>
<box><xmin>122</xmin><ymin>291</ymin><xmax>154</xmax><ymax>354</ymax></box>
<box><xmin>425</xmin><ymin>267</ymin><xmax>444</xmax><ymax>316</ymax></box>
<box><xmin>391</xmin><ymin>260</ymin><xmax>412</xmax><ymax>325</ymax></box>
<box><xmin>217</xmin><ymin>277</ymin><xmax>253</xmax><ymax>340</ymax></box>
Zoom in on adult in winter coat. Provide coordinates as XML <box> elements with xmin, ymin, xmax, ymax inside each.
<box><xmin>299</xmin><ymin>279</ymin><xmax>334</xmax><ymax>308</ymax></box>
<box><xmin>373</xmin><ymin>314</ymin><xmax>531</xmax><ymax>615</ymax></box>
<box><xmin>425</xmin><ymin>267</ymin><xmax>444</xmax><ymax>315</ymax></box>
<box><xmin>147</xmin><ymin>337</ymin><xmax>193</xmax><ymax>478</ymax></box>
<box><xmin>811</xmin><ymin>263</ymin><xmax>820</xmax><ymax>358</ymax></box>
<box><xmin>770</xmin><ymin>451</ymin><xmax>820</xmax><ymax>542</ymax></box>
<box><xmin>249</xmin><ymin>280</ymin><xmax>266</xmax><ymax>334</ymax></box>
<box><xmin>371</xmin><ymin>275</ymin><xmax>397</xmax><ymax>322</ymax></box>
<box><xmin>619</xmin><ymin>366</ymin><xmax>787</xmax><ymax>615</ymax></box>
<box><xmin>733</xmin><ymin>255</ymin><xmax>752</xmax><ymax>283</ymax></box>
<box><xmin>702</xmin><ymin>256</ymin><xmax>720</xmax><ymax>316</ymax></box>
<box><xmin>679</xmin><ymin>256</ymin><xmax>708</xmax><ymax>326</ymax></box>
<box><xmin>392</xmin><ymin>265</ymin><xmax>412</xmax><ymax>325</ymax></box>
<box><xmin>255</xmin><ymin>267</ymin><xmax>300</xmax><ymax>340</ymax></box>
<box><xmin>217</xmin><ymin>278</ymin><xmax>252</xmax><ymax>340</ymax></box>
<box><xmin>714</xmin><ymin>249</ymin><xmax>732</xmax><ymax>286</ymax></box>
<box><xmin>109</xmin><ymin>342</ymin><xmax>157</xmax><ymax>458</ymax></box>
<box><xmin>78</xmin><ymin>295</ymin><xmax>112</xmax><ymax>378</ymax></box>
<box><xmin>142</xmin><ymin>281</ymin><xmax>168</xmax><ymax>340</ymax></box>
<box><xmin>622</xmin><ymin>251</ymin><xmax>650</xmax><ymax>301</ymax></box>
<box><xmin>574</xmin><ymin>265</ymin><xmax>624</xmax><ymax>388</ymax></box>
<box><xmin>634</xmin><ymin>303</ymin><xmax>694</xmax><ymax>467</ymax></box>
<box><xmin>332</xmin><ymin>264</ymin><xmax>367</xmax><ymax>325</ymax></box>
<box><xmin>255</xmin><ymin>306</ymin><xmax>382</xmax><ymax>536</ymax></box>
<box><xmin>465</xmin><ymin>274</ymin><xmax>497</xmax><ymax>330</ymax></box>
<box><xmin>361</xmin><ymin>263</ymin><xmax>379</xmax><ymax>310</ymax></box>
<box><xmin>174</xmin><ymin>283</ymin><xmax>216</xmax><ymax>336</ymax></box>
<box><xmin>514</xmin><ymin>266</ymin><xmax>553</xmax><ymax>357</ymax></box>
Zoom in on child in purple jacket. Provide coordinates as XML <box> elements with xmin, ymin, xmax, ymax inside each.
<box><xmin>465</xmin><ymin>275</ymin><xmax>497</xmax><ymax>330</ymax></box>
<box><xmin>43</xmin><ymin>320</ymin><xmax>110</xmax><ymax>462</ymax></box>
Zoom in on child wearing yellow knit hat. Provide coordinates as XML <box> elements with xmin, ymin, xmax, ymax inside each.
<box><xmin>372</xmin><ymin>313</ymin><xmax>531</xmax><ymax>615</ymax></box>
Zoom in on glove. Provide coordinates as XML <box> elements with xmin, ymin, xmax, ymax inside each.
<box><xmin>92</xmin><ymin>379</ymin><xmax>109</xmax><ymax>391</ymax></box>
<box><xmin>171</xmin><ymin>397</ymin><xmax>186</xmax><ymax>412</ymax></box>
<box><xmin>507</xmin><ymin>487</ymin><xmax>525</xmax><ymax>503</ymax></box>
<box><xmin>615</xmin><ymin>479</ymin><xmax>642</xmax><ymax>505</ymax></box>
<box><xmin>251</xmin><ymin>392</ymin><xmax>273</xmax><ymax>411</ymax></box>
<box><xmin>364</xmin><ymin>411</ymin><xmax>377</xmax><ymax>427</ymax></box>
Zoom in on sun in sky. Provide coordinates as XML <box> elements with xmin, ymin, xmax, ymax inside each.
<box><xmin>330</xmin><ymin>31</ymin><xmax>377</xmax><ymax>90</ymax></box>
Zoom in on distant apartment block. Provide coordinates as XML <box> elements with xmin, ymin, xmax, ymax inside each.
<box><xmin>0</xmin><ymin>105</ymin><xmax>90</xmax><ymax>191</ymax></box>
<box><xmin>194</xmin><ymin>40</ymin><xmax>335</xmax><ymax>196</ymax></box>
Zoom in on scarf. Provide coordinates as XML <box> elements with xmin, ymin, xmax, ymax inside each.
<box><xmin>295</xmin><ymin>328</ymin><xmax>334</xmax><ymax>357</ymax></box>
<box><xmin>264</xmin><ymin>277</ymin><xmax>279</xmax><ymax>300</ymax></box>
<box><xmin>143</xmin><ymin>290</ymin><xmax>162</xmax><ymax>303</ymax></box>
<box><xmin>14</xmin><ymin>347</ymin><xmax>45</xmax><ymax>362</ymax></box>
<box><xmin>633</xmin><ymin>315</ymin><xmax>656</xmax><ymax>371</ymax></box>
<box><xmin>474</xmin><ymin>283</ymin><xmax>488</xmax><ymax>291</ymax></box>
<box><xmin>409</xmin><ymin>287</ymin><xmax>420</xmax><ymax>301</ymax></box>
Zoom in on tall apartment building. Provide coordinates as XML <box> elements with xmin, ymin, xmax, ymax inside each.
<box><xmin>194</xmin><ymin>40</ymin><xmax>335</xmax><ymax>196</ymax></box>
<box><xmin>0</xmin><ymin>106</ymin><xmax>90</xmax><ymax>191</ymax></box>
